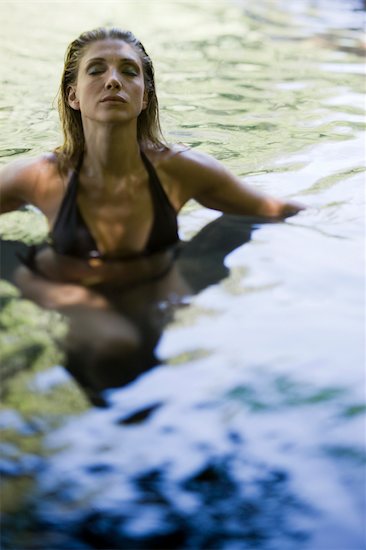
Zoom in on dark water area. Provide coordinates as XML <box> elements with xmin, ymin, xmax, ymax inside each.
<box><xmin>1</xmin><ymin>214</ymin><xmax>256</xmax><ymax>408</ymax></box>
<box><xmin>1</xmin><ymin>0</ymin><xmax>365</xmax><ymax>548</ymax></box>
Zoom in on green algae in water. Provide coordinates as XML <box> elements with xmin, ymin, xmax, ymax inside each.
<box><xmin>0</xmin><ymin>282</ymin><xmax>86</xmax><ymax>422</ymax></box>
<box><xmin>0</xmin><ymin>210</ymin><xmax>48</xmax><ymax>245</ymax></box>
<box><xmin>0</xmin><ymin>291</ymin><xmax>66</xmax><ymax>384</ymax></box>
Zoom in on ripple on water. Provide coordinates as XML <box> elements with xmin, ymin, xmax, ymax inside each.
<box><xmin>0</xmin><ymin>148</ymin><xmax>32</xmax><ymax>157</ymax></box>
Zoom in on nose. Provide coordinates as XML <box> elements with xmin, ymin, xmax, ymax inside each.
<box><xmin>105</xmin><ymin>68</ymin><xmax>122</xmax><ymax>90</ymax></box>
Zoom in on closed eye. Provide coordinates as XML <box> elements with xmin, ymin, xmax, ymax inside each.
<box><xmin>120</xmin><ymin>62</ymin><xmax>140</xmax><ymax>76</ymax></box>
<box><xmin>123</xmin><ymin>67</ymin><xmax>139</xmax><ymax>76</ymax></box>
<box><xmin>85</xmin><ymin>58</ymin><xmax>141</xmax><ymax>77</ymax></box>
<box><xmin>87</xmin><ymin>64</ymin><xmax>106</xmax><ymax>75</ymax></box>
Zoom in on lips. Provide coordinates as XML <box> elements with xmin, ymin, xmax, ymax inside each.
<box><xmin>100</xmin><ymin>95</ymin><xmax>127</xmax><ymax>103</ymax></box>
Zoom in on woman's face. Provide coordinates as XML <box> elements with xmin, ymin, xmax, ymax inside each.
<box><xmin>67</xmin><ymin>39</ymin><xmax>148</xmax><ymax>126</ymax></box>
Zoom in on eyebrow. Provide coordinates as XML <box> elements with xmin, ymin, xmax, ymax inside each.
<box><xmin>85</xmin><ymin>57</ymin><xmax>140</xmax><ymax>67</ymax></box>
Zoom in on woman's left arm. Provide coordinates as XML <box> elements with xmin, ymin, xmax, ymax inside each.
<box><xmin>168</xmin><ymin>148</ymin><xmax>305</xmax><ymax>219</ymax></box>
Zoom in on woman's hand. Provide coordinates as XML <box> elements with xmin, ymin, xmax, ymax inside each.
<box><xmin>257</xmin><ymin>197</ymin><xmax>306</xmax><ymax>220</ymax></box>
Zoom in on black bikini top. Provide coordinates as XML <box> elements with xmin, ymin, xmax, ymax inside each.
<box><xmin>50</xmin><ymin>150</ymin><xmax>179</xmax><ymax>260</ymax></box>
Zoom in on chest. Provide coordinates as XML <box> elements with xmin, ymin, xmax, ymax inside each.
<box><xmin>77</xmin><ymin>178</ymin><xmax>154</xmax><ymax>256</ymax></box>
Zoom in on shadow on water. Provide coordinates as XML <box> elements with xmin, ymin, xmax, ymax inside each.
<box><xmin>1</xmin><ymin>214</ymin><xmax>259</xmax><ymax>407</ymax></box>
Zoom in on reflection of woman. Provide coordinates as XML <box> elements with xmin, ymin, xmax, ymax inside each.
<box><xmin>0</xmin><ymin>28</ymin><xmax>304</xmax><ymax>387</ymax></box>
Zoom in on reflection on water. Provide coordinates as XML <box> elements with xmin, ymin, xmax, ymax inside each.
<box><xmin>0</xmin><ymin>0</ymin><xmax>365</xmax><ymax>548</ymax></box>
<box><xmin>1</xmin><ymin>214</ymin><xmax>256</xmax><ymax>407</ymax></box>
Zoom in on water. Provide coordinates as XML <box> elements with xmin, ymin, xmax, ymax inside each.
<box><xmin>0</xmin><ymin>0</ymin><xmax>365</xmax><ymax>548</ymax></box>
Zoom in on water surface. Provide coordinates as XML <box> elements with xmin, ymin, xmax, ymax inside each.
<box><xmin>0</xmin><ymin>0</ymin><xmax>365</xmax><ymax>548</ymax></box>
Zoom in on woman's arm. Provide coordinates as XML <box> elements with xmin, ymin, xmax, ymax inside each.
<box><xmin>165</xmin><ymin>148</ymin><xmax>305</xmax><ymax>219</ymax></box>
<box><xmin>0</xmin><ymin>154</ymin><xmax>61</xmax><ymax>215</ymax></box>
<box><xmin>14</xmin><ymin>264</ymin><xmax>110</xmax><ymax>310</ymax></box>
<box><xmin>13</xmin><ymin>244</ymin><xmax>176</xmax><ymax>309</ymax></box>
<box><xmin>0</xmin><ymin>158</ymin><xmax>38</xmax><ymax>213</ymax></box>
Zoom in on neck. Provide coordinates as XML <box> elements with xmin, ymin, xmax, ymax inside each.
<box><xmin>81</xmin><ymin>120</ymin><xmax>143</xmax><ymax>181</ymax></box>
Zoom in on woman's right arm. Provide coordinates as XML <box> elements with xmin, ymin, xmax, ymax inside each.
<box><xmin>0</xmin><ymin>158</ymin><xmax>38</xmax><ymax>213</ymax></box>
<box><xmin>0</xmin><ymin>155</ymin><xmax>59</xmax><ymax>215</ymax></box>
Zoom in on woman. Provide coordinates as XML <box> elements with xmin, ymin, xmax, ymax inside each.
<box><xmin>0</xmin><ymin>27</ymin><xmax>304</xmax><ymax>368</ymax></box>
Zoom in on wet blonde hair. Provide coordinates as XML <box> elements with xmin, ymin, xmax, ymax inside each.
<box><xmin>54</xmin><ymin>27</ymin><xmax>166</xmax><ymax>173</ymax></box>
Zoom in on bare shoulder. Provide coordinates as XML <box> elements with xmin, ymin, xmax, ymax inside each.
<box><xmin>160</xmin><ymin>144</ymin><xmax>223</xmax><ymax>171</ymax></box>
<box><xmin>1</xmin><ymin>152</ymin><xmax>59</xmax><ymax>187</ymax></box>
<box><xmin>153</xmin><ymin>144</ymin><xmax>230</xmax><ymax>186</ymax></box>
<box><xmin>165</xmin><ymin>144</ymin><xmax>235</xmax><ymax>189</ymax></box>
<box><xmin>0</xmin><ymin>152</ymin><xmax>64</xmax><ymax>213</ymax></box>
<box><xmin>145</xmin><ymin>144</ymin><xmax>236</xmax><ymax>211</ymax></box>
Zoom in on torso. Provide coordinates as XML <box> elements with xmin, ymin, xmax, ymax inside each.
<box><xmin>33</xmin><ymin>145</ymin><xmax>188</xmax><ymax>258</ymax></box>
<box><xmin>76</xmin><ymin>163</ymin><xmax>155</xmax><ymax>256</ymax></box>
